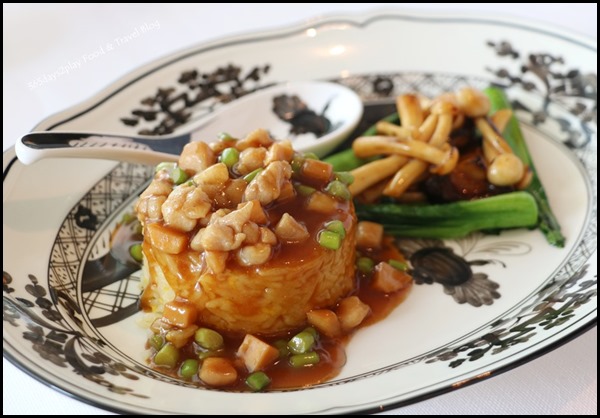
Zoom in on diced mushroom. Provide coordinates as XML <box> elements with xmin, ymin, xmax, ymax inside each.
<box><xmin>305</xmin><ymin>191</ymin><xmax>338</xmax><ymax>214</ymax></box>
<box><xmin>336</xmin><ymin>296</ymin><xmax>371</xmax><ymax>331</ymax></box>
<box><xmin>145</xmin><ymin>223</ymin><xmax>188</xmax><ymax>254</ymax></box>
<box><xmin>372</xmin><ymin>262</ymin><xmax>412</xmax><ymax>293</ymax></box>
<box><xmin>237</xmin><ymin>334</ymin><xmax>280</xmax><ymax>372</ymax></box>
<box><xmin>162</xmin><ymin>300</ymin><xmax>198</xmax><ymax>328</ymax></box>
<box><xmin>274</xmin><ymin>213</ymin><xmax>309</xmax><ymax>242</ymax></box>
<box><xmin>301</xmin><ymin>159</ymin><xmax>333</xmax><ymax>186</ymax></box>
<box><xmin>205</xmin><ymin>250</ymin><xmax>228</xmax><ymax>274</ymax></box>
<box><xmin>166</xmin><ymin>325</ymin><xmax>198</xmax><ymax>348</ymax></box>
<box><xmin>199</xmin><ymin>357</ymin><xmax>238</xmax><ymax>387</ymax></box>
<box><xmin>307</xmin><ymin>309</ymin><xmax>342</xmax><ymax>338</ymax></box>
<box><xmin>356</xmin><ymin>221</ymin><xmax>384</xmax><ymax>249</ymax></box>
<box><xmin>238</xmin><ymin>200</ymin><xmax>268</xmax><ymax>224</ymax></box>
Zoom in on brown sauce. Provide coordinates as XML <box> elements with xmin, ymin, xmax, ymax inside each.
<box><xmin>146</xmin><ymin>236</ymin><xmax>412</xmax><ymax>391</ymax></box>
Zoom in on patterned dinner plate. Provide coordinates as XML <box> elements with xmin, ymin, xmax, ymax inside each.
<box><xmin>3</xmin><ymin>9</ymin><xmax>596</xmax><ymax>415</ymax></box>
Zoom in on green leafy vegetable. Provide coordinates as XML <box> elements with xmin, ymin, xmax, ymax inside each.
<box><xmin>484</xmin><ymin>87</ymin><xmax>565</xmax><ymax>247</ymax></box>
<box><xmin>356</xmin><ymin>191</ymin><xmax>538</xmax><ymax>239</ymax></box>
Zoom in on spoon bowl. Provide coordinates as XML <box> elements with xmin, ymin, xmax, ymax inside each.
<box><xmin>15</xmin><ymin>81</ymin><xmax>363</xmax><ymax>165</ymax></box>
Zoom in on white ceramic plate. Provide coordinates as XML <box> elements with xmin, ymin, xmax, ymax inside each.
<box><xmin>3</xmin><ymin>9</ymin><xmax>596</xmax><ymax>415</ymax></box>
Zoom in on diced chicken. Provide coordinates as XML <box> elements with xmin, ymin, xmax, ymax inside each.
<box><xmin>306</xmin><ymin>191</ymin><xmax>338</xmax><ymax>214</ymax></box>
<box><xmin>237</xmin><ymin>243</ymin><xmax>272</xmax><ymax>266</ymax></box>
<box><xmin>140</xmin><ymin>178</ymin><xmax>173</xmax><ymax>198</ymax></box>
<box><xmin>274</xmin><ymin>213</ymin><xmax>309</xmax><ymax>242</ymax></box>
<box><xmin>259</xmin><ymin>227</ymin><xmax>277</xmax><ymax>245</ymax></box>
<box><xmin>199</xmin><ymin>357</ymin><xmax>238</xmax><ymax>387</ymax></box>
<box><xmin>136</xmin><ymin>195</ymin><xmax>167</xmax><ymax>222</ymax></box>
<box><xmin>205</xmin><ymin>250</ymin><xmax>229</xmax><ymax>274</ymax></box>
<box><xmin>264</xmin><ymin>140</ymin><xmax>294</xmax><ymax>164</ymax></box>
<box><xmin>372</xmin><ymin>262</ymin><xmax>412</xmax><ymax>293</ymax></box>
<box><xmin>197</xmin><ymin>223</ymin><xmax>245</xmax><ymax>252</ymax></box>
<box><xmin>161</xmin><ymin>185</ymin><xmax>199</xmax><ymax>232</ymax></box>
<box><xmin>238</xmin><ymin>200</ymin><xmax>268</xmax><ymax>224</ymax></box>
<box><xmin>243</xmin><ymin>161</ymin><xmax>292</xmax><ymax>205</ymax></box>
<box><xmin>236</xmin><ymin>147</ymin><xmax>267</xmax><ymax>175</ymax></box>
<box><xmin>237</xmin><ymin>334</ymin><xmax>279</xmax><ymax>372</ymax></box>
<box><xmin>178</xmin><ymin>141</ymin><xmax>216</xmax><ymax>174</ymax></box>
<box><xmin>145</xmin><ymin>222</ymin><xmax>188</xmax><ymax>254</ymax></box>
<box><xmin>307</xmin><ymin>309</ymin><xmax>342</xmax><ymax>338</ymax></box>
<box><xmin>336</xmin><ymin>296</ymin><xmax>371</xmax><ymax>331</ymax></box>
<box><xmin>356</xmin><ymin>221</ymin><xmax>384</xmax><ymax>249</ymax></box>
<box><xmin>242</xmin><ymin>222</ymin><xmax>260</xmax><ymax>244</ymax></box>
<box><xmin>136</xmin><ymin>178</ymin><xmax>172</xmax><ymax>222</ymax></box>
<box><xmin>166</xmin><ymin>325</ymin><xmax>198</xmax><ymax>348</ymax></box>
<box><xmin>217</xmin><ymin>202</ymin><xmax>254</xmax><ymax>233</ymax></box>
<box><xmin>209</xmin><ymin>137</ymin><xmax>238</xmax><ymax>154</ymax></box>
<box><xmin>181</xmin><ymin>187</ymin><xmax>212</xmax><ymax>220</ymax></box>
<box><xmin>235</xmin><ymin>128</ymin><xmax>274</xmax><ymax>151</ymax></box>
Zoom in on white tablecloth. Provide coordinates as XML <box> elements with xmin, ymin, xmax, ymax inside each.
<box><xmin>3</xmin><ymin>3</ymin><xmax>597</xmax><ymax>415</ymax></box>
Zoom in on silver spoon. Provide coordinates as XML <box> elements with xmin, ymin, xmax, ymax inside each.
<box><xmin>16</xmin><ymin>81</ymin><xmax>363</xmax><ymax>165</ymax></box>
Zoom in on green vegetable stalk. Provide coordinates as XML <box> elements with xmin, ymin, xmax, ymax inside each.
<box><xmin>356</xmin><ymin>191</ymin><xmax>538</xmax><ymax>239</ymax></box>
<box><xmin>484</xmin><ymin>87</ymin><xmax>565</xmax><ymax>247</ymax></box>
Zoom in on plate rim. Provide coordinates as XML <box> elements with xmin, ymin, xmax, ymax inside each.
<box><xmin>3</xmin><ymin>7</ymin><xmax>597</xmax><ymax>415</ymax></box>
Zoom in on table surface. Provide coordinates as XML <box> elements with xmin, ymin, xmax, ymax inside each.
<box><xmin>3</xmin><ymin>3</ymin><xmax>597</xmax><ymax>415</ymax></box>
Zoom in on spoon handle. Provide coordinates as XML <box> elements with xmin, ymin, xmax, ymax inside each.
<box><xmin>16</xmin><ymin>131</ymin><xmax>189</xmax><ymax>165</ymax></box>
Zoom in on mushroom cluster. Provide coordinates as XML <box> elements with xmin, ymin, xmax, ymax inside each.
<box><xmin>347</xmin><ymin>87</ymin><xmax>531</xmax><ymax>202</ymax></box>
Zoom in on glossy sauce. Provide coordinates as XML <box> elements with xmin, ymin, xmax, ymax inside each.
<box><xmin>146</xmin><ymin>236</ymin><xmax>412</xmax><ymax>391</ymax></box>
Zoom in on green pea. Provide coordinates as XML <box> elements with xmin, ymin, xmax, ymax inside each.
<box><xmin>289</xmin><ymin>352</ymin><xmax>320</xmax><ymax>367</ymax></box>
<box><xmin>179</xmin><ymin>359</ymin><xmax>199</xmax><ymax>379</ymax></box>
<box><xmin>148</xmin><ymin>334</ymin><xmax>164</xmax><ymax>351</ymax></box>
<box><xmin>357</xmin><ymin>257</ymin><xmax>375</xmax><ymax>274</ymax></box>
<box><xmin>287</xmin><ymin>330</ymin><xmax>315</xmax><ymax>354</ymax></box>
<box><xmin>318</xmin><ymin>230</ymin><xmax>341</xmax><ymax>250</ymax></box>
<box><xmin>245</xmin><ymin>371</ymin><xmax>271</xmax><ymax>391</ymax></box>
<box><xmin>170</xmin><ymin>167</ymin><xmax>189</xmax><ymax>185</ymax></box>
<box><xmin>325</xmin><ymin>220</ymin><xmax>346</xmax><ymax>239</ymax></box>
<box><xmin>129</xmin><ymin>243</ymin><xmax>143</xmax><ymax>263</ymax></box>
<box><xmin>273</xmin><ymin>339</ymin><xmax>290</xmax><ymax>358</ymax></box>
<box><xmin>295</xmin><ymin>184</ymin><xmax>316</xmax><ymax>197</ymax></box>
<box><xmin>243</xmin><ymin>168</ymin><xmax>263</xmax><ymax>183</ymax></box>
<box><xmin>154</xmin><ymin>343</ymin><xmax>179</xmax><ymax>368</ymax></box>
<box><xmin>194</xmin><ymin>328</ymin><xmax>224</xmax><ymax>350</ymax></box>
<box><xmin>324</xmin><ymin>180</ymin><xmax>351</xmax><ymax>201</ymax></box>
<box><xmin>334</xmin><ymin>171</ymin><xmax>355</xmax><ymax>185</ymax></box>
<box><xmin>218</xmin><ymin>132</ymin><xmax>234</xmax><ymax>141</ymax></box>
<box><xmin>291</xmin><ymin>155</ymin><xmax>305</xmax><ymax>173</ymax></box>
<box><xmin>389</xmin><ymin>259</ymin><xmax>408</xmax><ymax>271</ymax></box>
<box><xmin>155</xmin><ymin>161</ymin><xmax>176</xmax><ymax>173</ymax></box>
<box><xmin>303</xmin><ymin>152</ymin><xmax>319</xmax><ymax>160</ymax></box>
<box><xmin>220</xmin><ymin>147</ymin><xmax>239</xmax><ymax>168</ymax></box>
